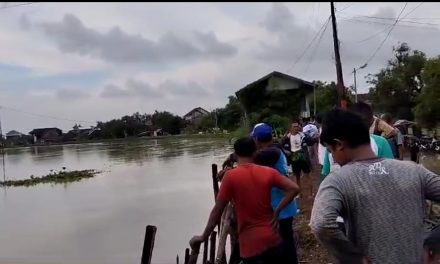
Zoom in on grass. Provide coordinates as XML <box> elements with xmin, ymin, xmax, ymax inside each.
<box><xmin>0</xmin><ymin>169</ymin><xmax>100</xmax><ymax>187</ymax></box>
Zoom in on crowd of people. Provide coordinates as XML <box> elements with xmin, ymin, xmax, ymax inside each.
<box><xmin>190</xmin><ymin>102</ymin><xmax>440</xmax><ymax>264</ymax></box>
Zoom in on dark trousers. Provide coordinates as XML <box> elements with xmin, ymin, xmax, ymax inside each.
<box><xmin>279</xmin><ymin>217</ymin><xmax>299</xmax><ymax>264</ymax></box>
<box><xmin>242</xmin><ymin>245</ymin><xmax>284</xmax><ymax>264</ymax></box>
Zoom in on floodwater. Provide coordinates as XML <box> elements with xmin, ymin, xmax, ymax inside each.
<box><xmin>0</xmin><ymin>137</ymin><xmax>232</xmax><ymax>264</ymax></box>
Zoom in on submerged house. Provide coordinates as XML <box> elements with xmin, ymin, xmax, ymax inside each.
<box><xmin>235</xmin><ymin>71</ymin><xmax>315</xmax><ymax>120</ymax></box>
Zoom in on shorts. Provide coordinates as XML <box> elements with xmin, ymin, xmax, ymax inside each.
<box><xmin>291</xmin><ymin>157</ymin><xmax>311</xmax><ymax>176</ymax></box>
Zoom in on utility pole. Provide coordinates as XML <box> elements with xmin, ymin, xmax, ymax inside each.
<box><xmin>214</xmin><ymin>109</ymin><xmax>218</xmax><ymax>130</ymax></box>
<box><xmin>352</xmin><ymin>63</ymin><xmax>368</xmax><ymax>103</ymax></box>
<box><xmin>330</xmin><ymin>2</ymin><xmax>346</xmax><ymax>109</ymax></box>
<box><xmin>353</xmin><ymin>67</ymin><xmax>357</xmax><ymax>103</ymax></box>
<box><xmin>0</xmin><ymin>107</ymin><xmax>5</xmax><ymax>181</ymax></box>
<box><xmin>313</xmin><ymin>84</ymin><xmax>317</xmax><ymax>117</ymax></box>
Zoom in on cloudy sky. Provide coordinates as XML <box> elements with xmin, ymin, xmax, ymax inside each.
<box><xmin>1</xmin><ymin>2</ymin><xmax>440</xmax><ymax>133</ymax></box>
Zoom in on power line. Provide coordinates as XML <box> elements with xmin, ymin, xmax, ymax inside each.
<box><xmin>0</xmin><ymin>2</ymin><xmax>37</xmax><ymax>10</ymax></box>
<box><xmin>344</xmin><ymin>15</ymin><xmax>437</xmax><ymax>26</ymax></box>
<box><xmin>285</xmin><ymin>15</ymin><xmax>331</xmax><ymax>73</ymax></box>
<box><xmin>303</xmin><ymin>17</ymin><xmax>331</xmax><ymax>75</ymax></box>
<box><xmin>337</xmin><ymin>3</ymin><xmax>354</xmax><ymax>12</ymax></box>
<box><xmin>0</xmin><ymin>105</ymin><xmax>96</xmax><ymax>125</ymax></box>
<box><xmin>339</xmin><ymin>17</ymin><xmax>438</xmax><ymax>30</ymax></box>
<box><xmin>402</xmin><ymin>2</ymin><xmax>424</xmax><ymax>18</ymax></box>
<box><xmin>362</xmin><ymin>3</ymin><xmax>408</xmax><ymax>66</ymax></box>
<box><xmin>337</xmin><ymin>7</ymin><xmax>436</xmax><ymax>27</ymax></box>
<box><xmin>356</xmin><ymin>27</ymin><xmax>390</xmax><ymax>43</ymax></box>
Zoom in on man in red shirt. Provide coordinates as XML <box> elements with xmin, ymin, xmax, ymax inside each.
<box><xmin>190</xmin><ymin>136</ymin><xmax>300</xmax><ymax>263</ymax></box>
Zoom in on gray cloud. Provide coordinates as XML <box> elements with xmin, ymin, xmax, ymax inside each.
<box><xmin>39</xmin><ymin>14</ymin><xmax>237</xmax><ymax>64</ymax></box>
<box><xmin>255</xmin><ymin>3</ymin><xmax>440</xmax><ymax>91</ymax></box>
<box><xmin>56</xmin><ymin>88</ymin><xmax>89</xmax><ymax>101</ymax></box>
<box><xmin>101</xmin><ymin>84</ymin><xmax>131</xmax><ymax>98</ymax></box>
<box><xmin>101</xmin><ymin>79</ymin><xmax>162</xmax><ymax>98</ymax></box>
<box><xmin>101</xmin><ymin>79</ymin><xmax>209</xmax><ymax>99</ymax></box>
<box><xmin>19</xmin><ymin>14</ymin><xmax>30</xmax><ymax>30</ymax></box>
<box><xmin>260</xmin><ymin>3</ymin><xmax>293</xmax><ymax>32</ymax></box>
<box><xmin>158</xmin><ymin>80</ymin><xmax>209</xmax><ymax>96</ymax></box>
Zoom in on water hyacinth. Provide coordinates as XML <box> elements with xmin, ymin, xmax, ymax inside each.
<box><xmin>0</xmin><ymin>170</ymin><xmax>100</xmax><ymax>187</ymax></box>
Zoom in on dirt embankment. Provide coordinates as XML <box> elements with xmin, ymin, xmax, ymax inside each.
<box><xmin>294</xmin><ymin>168</ymin><xmax>332</xmax><ymax>264</ymax></box>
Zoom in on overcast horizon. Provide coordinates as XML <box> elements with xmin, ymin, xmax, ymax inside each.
<box><xmin>1</xmin><ymin>2</ymin><xmax>440</xmax><ymax>133</ymax></box>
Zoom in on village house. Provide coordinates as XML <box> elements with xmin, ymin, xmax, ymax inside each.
<box><xmin>6</xmin><ymin>130</ymin><xmax>23</xmax><ymax>141</ymax></box>
<box><xmin>29</xmin><ymin>128</ymin><xmax>63</xmax><ymax>144</ymax></box>
<box><xmin>64</xmin><ymin>125</ymin><xmax>101</xmax><ymax>141</ymax></box>
<box><xmin>183</xmin><ymin>107</ymin><xmax>210</xmax><ymax>126</ymax></box>
<box><xmin>235</xmin><ymin>71</ymin><xmax>315</xmax><ymax>119</ymax></box>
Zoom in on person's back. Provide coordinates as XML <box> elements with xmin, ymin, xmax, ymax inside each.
<box><xmin>313</xmin><ymin>157</ymin><xmax>440</xmax><ymax>263</ymax></box>
<box><xmin>254</xmin><ymin>146</ymin><xmax>297</xmax><ymax>217</ymax></box>
<box><xmin>251</xmin><ymin>124</ymin><xmax>300</xmax><ymax>264</ymax></box>
<box><xmin>191</xmin><ymin>136</ymin><xmax>299</xmax><ymax>264</ymax></box>
<box><xmin>220</xmin><ymin>163</ymin><xmax>281</xmax><ymax>257</ymax></box>
<box><xmin>310</xmin><ymin>109</ymin><xmax>440</xmax><ymax>264</ymax></box>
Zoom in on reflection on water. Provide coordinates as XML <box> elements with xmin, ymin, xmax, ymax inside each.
<box><xmin>0</xmin><ymin>138</ymin><xmax>232</xmax><ymax>264</ymax></box>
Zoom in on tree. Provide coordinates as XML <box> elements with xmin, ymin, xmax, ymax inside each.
<box><xmin>217</xmin><ymin>96</ymin><xmax>244</xmax><ymax>131</ymax></box>
<box><xmin>262</xmin><ymin>114</ymin><xmax>290</xmax><ymax>136</ymax></box>
<box><xmin>152</xmin><ymin>111</ymin><xmax>185</xmax><ymax>135</ymax></box>
<box><xmin>96</xmin><ymin>111</ymin><xmax>184</xmax><ymax>139</ymax></box>
<box><xmin>414</xmin><ymin>57</ymin><xmax>440</xmax><ymax>128</ymax></box>
<box><xmin>311</xmin><ymin>81</ymin><xmax>338</xmax><ymax>114</ymax></box>
<box><xmin>368</xmin><ymin>42</ymin><xmax>426</xmax><ymax>119</ymax></box>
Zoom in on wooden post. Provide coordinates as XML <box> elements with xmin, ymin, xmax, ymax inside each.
<box><xmin>141</xmin><ymin>225</ymin><xmax>157</xmax><ymax>264</ymax></box>
<box><xmin>209</xmin><ymin>231</ymin><xmax>217</xmax><ymax>263</ymax></box>
<box><xmin>211</xmin><ymin>164</ymin><xmax>219</xmax><ymax>199</ymax></box>
<box><xmin>188</xmin><ymin>243</ymin><xmax>201</xmax><ymax>264</ymax></box>
<box><xmin>184</xmin><ymin>248</ymin><xmax>190</xmax><ymax>264</ymax></box>
<box><xmin>176</xmin><ymin>255</ymin><xmax>179</xmax><ymax>264</ymax></box>
<box><xmin>203</xmin><ymin>239</ymin><xmax>208</xmax><ymax>263</ymax></box>
<box><xmin>211</xmin><ymin>163</ymin><xmax>221</xmax><ymax>235</ymax></box>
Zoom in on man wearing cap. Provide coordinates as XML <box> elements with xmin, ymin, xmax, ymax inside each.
<box><xmin>252</xmin><ymin>123</ymin><xmax>300</xmax><ymax>264</ymax></box>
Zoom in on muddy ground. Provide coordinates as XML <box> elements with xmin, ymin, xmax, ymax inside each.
<box><xmin>294</xmin><ymin>167</ymin><xmax>332</xmax><ymax>264</ymax></box>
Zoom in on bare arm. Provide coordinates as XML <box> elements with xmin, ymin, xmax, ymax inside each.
<box><xmin>190</xmin><ymin>199</ymin><xmax>228</xmax><ymax>248</ymax></box>
<box><xmin>380</xmin><ymin>121</ymin><xmax>397</xmax><ymax>138</ymax></box>
<box><xmin>190</xmin><ymin>173</ymin><xmax>232</xmax><ymax>248</ymax></box>
<box><xmin>201</xmin><ymin>200</ymin><xmax>228</xmax><ymax>239</ymax></box>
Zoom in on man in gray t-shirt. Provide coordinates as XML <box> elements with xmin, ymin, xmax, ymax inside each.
<box><xmin>310</xmin><ymin>109</ymin><xmax>440</xmax><ymax>264</ymax></box>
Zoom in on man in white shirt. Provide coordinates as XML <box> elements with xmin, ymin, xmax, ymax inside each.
<box><xmin>282</xmin><ymin>121</ymin><xmax>311</xmax><ymax>187</ymax></box>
